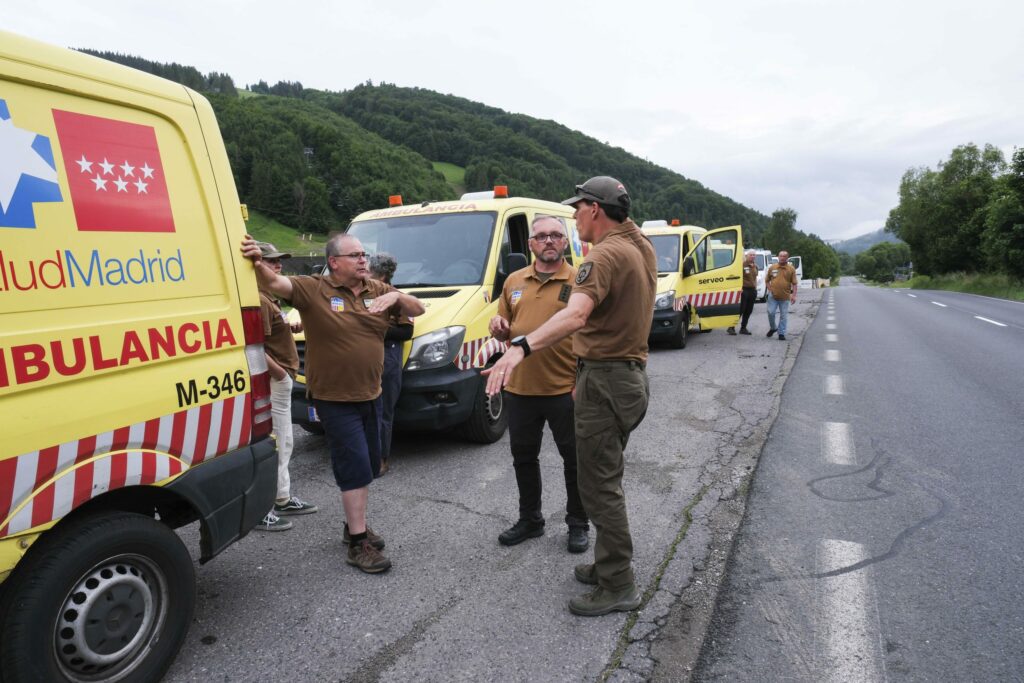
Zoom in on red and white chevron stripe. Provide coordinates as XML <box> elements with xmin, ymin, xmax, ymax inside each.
<box><xmin>455</xmin><ymin>337</ymin><xmax>510</xmax><ymax>370</ymax></box>
<box><xmin>0</xmin><ymin>393</ymin><xmax>251</xmax><ymax>538</ymax></box>
<box><xmin>687</xmin><ymin>290</ymin><xmax>742</xmax><ymax>308</ymax></box>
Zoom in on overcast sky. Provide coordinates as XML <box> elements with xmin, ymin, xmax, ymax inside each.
<box><xmin>7</xmin><ymin>0</ymin><xmax>1022</xmax><ymax>240</ymax></box>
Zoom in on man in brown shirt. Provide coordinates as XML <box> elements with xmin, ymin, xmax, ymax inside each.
<box><xmin>254</xmin><ymin>242</ymin><xmax>317</xmax><ymax>533</ymax></box>
<box><xmin>489</xmin><ymin>215</ymin><xmax>589</xmax><ymax>553</ymax></box>
<box><xmin>765</xmin><ymin>250</ymin><xmax>798</xmax><ymax>340</ymax></box>
<box><xmin>737</xmin><ymin>249</ymin><xmax>759</xmax><ymax>335</ymax></box>
<box><xmin>485</xmin><ymin>176</ymin><xmax>657</xmax><ymax>617</ymax></box>
<box><xmin>241</xmin><ymin>233</ymin><xmax>424</xmax><ymax>573</ymax></box>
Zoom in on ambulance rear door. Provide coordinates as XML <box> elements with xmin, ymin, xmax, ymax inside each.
<box><xmin>680</xmin><ymin>225</ymin><xmax>744</xmax><ymax>329</ymax></box>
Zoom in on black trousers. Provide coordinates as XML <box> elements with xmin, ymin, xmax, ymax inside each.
<box><xmin>740</xmin><ymin>286</ymin><xmax>757</xmax><ymax>329</ymax></box>
<box><xmin>505</xmin><ymin>392</ymin><xmax>588</xmax><ymax>529</ymax></box>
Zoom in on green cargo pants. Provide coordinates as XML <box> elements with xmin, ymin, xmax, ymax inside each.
<box><xmin>575</xmin><ymin>359</ymin><xmax>650</xmax><ymax>591</ymax></box>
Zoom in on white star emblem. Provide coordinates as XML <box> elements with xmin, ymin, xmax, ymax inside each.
<box><xmin>120</xmin><ymin>160</ymin><xmax>135</xmax><ymax>177</ymax></box>
<box><xmin>99</xmin><ymin>158</ymin><xmax>115</xmax><ymax>175</ymax></box>
<box><xmin>134</xmin><ymin>178</ymin><xmax>148</xmax><ymax>194</ymax></box>
<box><xmin>140</xmin><ymin>162</ymin><xmax>155</xmax><ymax>179</ymax></box>
<box><xmin>91</xmin><ymin>175</ymin><xmax>108</xmax><ymax>191</ymax></box>
<box><xmin>0</xmin><ymin>117</ymin><xmax>60</xmax><ymax>212</ymax></box>
<box><xmin>114</xmin><ymin>177</ymin><xmax>129</xmax><ymax>192</ymax></box>
<box><xmin>75</xmin><ymin>154</ymin><xmax>93</xmax><ymax>174</ymax></box>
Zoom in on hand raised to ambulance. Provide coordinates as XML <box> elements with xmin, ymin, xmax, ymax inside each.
<box><xmin>241</xmin><ymin>234</ymin><xmax>293</xmax><ymax>300</ymax></box>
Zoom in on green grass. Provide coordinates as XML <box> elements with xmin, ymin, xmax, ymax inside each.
<box><xmin>893</xmin><ymin>272</ymin><xmax>1024</xmax><ymax>301</ymax></box>
<box><xmin>244</xmin><ymin>209</ymin><xmax>328</xmax><ymax>256</ymax></box>
<box><xmin>432</xmin><ymin>161</ymin><xmax>466</xmax><ymax>195</ymax></box>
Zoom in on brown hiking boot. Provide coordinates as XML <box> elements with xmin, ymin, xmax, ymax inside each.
<box><xmin>568</xmin><ymin>584</ymin><xmax>641</xmax><ymax>616</ymax></box>
<box><xmin>346</xmin><ymin>539</ymin><xmax>392</xmax><ymax>574</ymax></box>
<box><xmin>343</xmin><ymin>524</ymin><xmax>385</xmax><ymax>550</ymax></box>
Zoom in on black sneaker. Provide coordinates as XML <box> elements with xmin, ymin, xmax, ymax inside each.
<box><xmin>739</xmin><ymin>328</ymin><xmax>752</xmax><ymax>335</ymax></box>
<box><xmin>274</xmin><ymin>496</ymin><xmax>318</xmax><ymax>516</ymax></box>
<box><xmin>767</xmin><ymin>329</ymin><xmax>776</xmax><ymax>337</ymax></box>
<box><xmin>498</xmin><ymin>519</ymin><xmax>544</xmax><ymax>546</ymax></box>
<box><xmin>255</xmin><ymin>511</ymin><xmax>292</xmax><ymax>532</ymax></box>
<box><xmin>343</xmin><ymin>523</ymin><xmax>385</xmax><ymax>550</ymax></box>
<box><xmin>778</xmin><ymin>334</ymin><xmax>786</xmax><ymax>340</ymax></box>
<box><xmin>567</xmin><ymin>527</ymin><xmax>589</xmax><ymax>554</ymax></box>
<box><xmin>727</xmin><ymin>326</ymin><xmax>737</xmax><ymax>335</ymax></box>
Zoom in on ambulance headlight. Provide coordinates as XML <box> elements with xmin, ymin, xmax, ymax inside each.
<box><xmin>654</xmin><ymin>291</ymin><xmax>675</xmax><ymax>310</ymax></box>
<box><xmin>406</xmin><ymin>326</ymin><xmax>466</xmax><ymax>371</ymax></box>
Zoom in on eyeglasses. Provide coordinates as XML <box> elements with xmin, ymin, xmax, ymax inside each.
<box><xmin>331</xmin><ymin>252</ymin><xmax>369</xmax><ymax>260</ymax></box>
<box><xmin>530</xmin><ymin>233</ymin><xmax>566</xmax><ymax>243</ymax></box>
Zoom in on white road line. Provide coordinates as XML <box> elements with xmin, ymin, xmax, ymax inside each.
<box><xmin>931</xmin><ymin>302</ymin><xmax>947</xmax><ymax>308</ymax></box>
<box><xmin>907</xmin><ymin>294</ymin><xmax>917</xmax><ymax>298</ymax></box>
<box><xmin>825</xmin><ymin>375</ymin><xmax>844</xmax><ymax>395</ymax></box>
<box><xmin>816</xmin><ymin>539</ymin><xmax>885</xmax><ymax>682</ymax></box>
<box><xmin>827</xmin><ymin>315</ymin><xmax>835</xmax><ymax>321</ymax></box>
<box><xmin>975</xmin><ymin>316</ymin><xmax>1007</xmax><ymax>327</ymax></box>
<box><xmin>826</xmin><ymin>323</ymin><xmax>837</xmax><ymax>330</ymax></box>
<box><xmin>825</xmin><ymin>349</ymin><xmax>841</xmax><ymax>362</ymax></box>
<box><xmin>822</xmin><ymin>422</ymin><xmax>856</xmax><ymax>465</ymax></box>
<box><xmin>825</xmin><ymin>334</ymin><xmax>838</xmax><ymax>342</ymax></box>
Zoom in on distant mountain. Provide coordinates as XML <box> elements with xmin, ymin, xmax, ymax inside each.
<box><xmin>832</xmin><ymin>228</ymin><xmax>903</xmax><ymax>255</ymax></box>
<box><xmin>77</xmin><ymin>50</ymin><xmax>770</xmax><ymax>241</ymax></box>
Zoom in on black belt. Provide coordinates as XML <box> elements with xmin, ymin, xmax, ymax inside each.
<box><xmin>577</xmin><ymin>358</ymin><xmax>645</xmax><ymax>371</ymax></box>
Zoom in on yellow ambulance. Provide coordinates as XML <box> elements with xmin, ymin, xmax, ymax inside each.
<box><xmin>643</xmin><ymin>219</ymin><xmax>744</xmax><ymax>348</ymax></box>
<box><xmin>0</xmin><ymin>32</ymin><xmax>277</xmax><ymax>681</ymax></box>
<box><xmin>291</xmin><ymin>187</ymin><xmax>585</xmax><ymax>442</ymax></box>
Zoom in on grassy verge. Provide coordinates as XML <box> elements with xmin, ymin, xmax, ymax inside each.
<box><xmin>245</xmin><ymin>209</ymin><xmax>328</xmax><ymax>256</ymax></box>
<box><xmin>432</xmin><ymin>161</ymin><xmax>466</xmax><ymax>195</ymax></box>
<box><xmin>896</xmin><ymin>272</ymin><xmax>1024</xmax><ymax>301</ymax></box>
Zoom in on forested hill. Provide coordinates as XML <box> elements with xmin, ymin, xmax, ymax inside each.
<box><xmin>79</xmin><ymin>50</ymin><xmax>769</xmax><ymax>242</ymax></box>
<box><xmin>831</xmin><ymin>227</ymin><xmax>903</xmax><ymax>256</ymax></box>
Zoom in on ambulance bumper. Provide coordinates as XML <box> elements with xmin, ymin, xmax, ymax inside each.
<box><xmin>165</xmin><ymin>436</ymin><xmax>277</xmax><ymax>562</ymax></box>
<box><xmin>649</xmin><ymin>309</ymin><xmax>685</xmax><ymax>339</ymax></box>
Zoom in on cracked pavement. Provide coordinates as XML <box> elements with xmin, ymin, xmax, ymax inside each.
<box><xmin>165</xmin><ymin>288</ymin><xmax>824</xmax><ymax>682</ymax></box>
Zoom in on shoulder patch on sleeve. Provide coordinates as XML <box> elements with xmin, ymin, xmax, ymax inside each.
<box><xmin>576</xmin><ymin>262</ymin><xmax>593</xmax><ymax>284</ymax></box>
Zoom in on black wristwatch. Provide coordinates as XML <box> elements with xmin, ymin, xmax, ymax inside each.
<box><xmin>510</xmin><ymin>335</ymin><xmax>531</xmax><ymax>357</ymax></box>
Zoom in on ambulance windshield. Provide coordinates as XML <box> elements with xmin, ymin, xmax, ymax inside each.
<box><xmin>347</xmin><ymin>212</ymin><xmax>497</xmax><ymax>287</ymax></box>
<box><xmin>649</xmin><ymin>235</ymin><xmax>681</xmax><ymax>273</ymax></box>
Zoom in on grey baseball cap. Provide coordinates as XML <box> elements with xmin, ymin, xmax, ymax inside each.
<box><xmin>561</xmin><ymin>176</ymin><xmax>631</xmax><ymax>210</ymax></box>
<box><xmin>257</xmin><ymin>241</ymin><xmax>291</xmax><ymax>259</ymax></box>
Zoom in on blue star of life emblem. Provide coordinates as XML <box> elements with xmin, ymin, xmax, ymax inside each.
<box><xmin>0</xmin><ymin>98</ymin><xmax>63</xmax><ymax>228</ymax></box>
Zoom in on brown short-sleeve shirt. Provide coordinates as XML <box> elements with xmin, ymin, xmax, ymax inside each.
<box><xmin>766</xmin><ymin>263</ymin><xmax>798</xmax><ymax>300</ymax></box>
<box><xmin>259</xmin><ymin>291</ymin><xmax>299</xmax><ymax>378</ymax></box>
<box><xmin>497</xmin><ymin>261</ymin><xmax>577</xmax><ymax>396</ymax></box>
<box><xmin>571</xmin><ymin>220</ymin><xmax>657</xmax><ymax>362</ymax></box>
<box><xmin>742</xmin><ymin>262</ymin><xmax>759</xmax><ymax>289</ymax></box>
<box><xmin>288</xmin><ymin>275</ymin><xmax>401</xmax><ymax>402</ymax></box>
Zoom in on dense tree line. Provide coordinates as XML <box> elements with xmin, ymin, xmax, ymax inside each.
<box><xmin>886</xmin><ymin>144</ymin><xmax>1024</xmax><ymax>279</ymax></box>
<box><xmin>854</xmin><ymin>242</ymin><xmax>912</xmax><ymax>282</ymax></box>
<box><xmin>77</xmin><ymin>49</ymin><xmax>236</xmax><ymax>95</ymax></box>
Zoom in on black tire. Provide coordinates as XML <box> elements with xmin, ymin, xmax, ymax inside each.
<box><xmin>669</xmin><ymin>310</ymin><xmax>689</xmax><ymax>349</ymax></box>
<box><xmin>460</xmin><ymin>370</ymin><xmax>508</xmax><ymax>443</ymax></box>
<box><xmin>0</xmin><ymin>511</ymin><xmax>196</xmax><ymax>683</ymax></box>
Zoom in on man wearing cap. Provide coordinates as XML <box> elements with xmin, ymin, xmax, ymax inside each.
<box><xmin>488</xmin><ymin>215</ymin><xmax>589</xmax><ymax>554</ymax></box>
<box><xmin>254</xmin><ymin>242</ymin><xmax>318</xmax><ymax>532</ymax></box>
<box><xmin>484</xmin><ymin>176</ymin><xmax>657</xmax><ymax>616</ymax></box>
<box><xmin>241</xmin><ymin>234</ymin><xmax>425</xmax><ymax>573</ymax></box>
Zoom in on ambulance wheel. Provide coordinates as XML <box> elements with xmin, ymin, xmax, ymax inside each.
<box><xmin>461</xmin><ymin>368</ymin><xmax>508</xmax><ymax>443</ymax></box>
<box><xmin>0</xmin><ymin>511</ymin><xmax>195</xmax><ymax>683</ymax></box>
<box><xmin>670</xmin><ymin>311</ymin><xmax>689</xmax><ymax>349</ymax></box>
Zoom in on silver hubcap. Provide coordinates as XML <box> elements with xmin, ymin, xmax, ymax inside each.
<box><xmin>485</xmin><ymin>389</ymin><xmax>503</xmax><ymax>424</ymax></box>
<box><xmin>55</xmin><ymin>554</ymin><xmax>166</xmax><ymax>681</ymax></box>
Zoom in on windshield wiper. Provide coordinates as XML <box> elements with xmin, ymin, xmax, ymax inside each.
<box><xmin>397</xmin><ymin>282</ymin><xmax>448</xmax><ymax>288</ymax></box>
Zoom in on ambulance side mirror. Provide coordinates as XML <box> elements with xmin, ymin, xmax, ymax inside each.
<box><xmin>683</xmin><ymin>256</ymin><xmax>695</xmax><ymax>277</ymax></box>
<box><xmin>494</xmin><ymin>252</ymin><xmax>528</xmax><ymax>297</ymax></box>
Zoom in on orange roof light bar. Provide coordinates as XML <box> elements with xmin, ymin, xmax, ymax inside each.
<box><xmin>671</xmin><ymin>218</ymin><xmax>681</xmax><ymax>226</ymax></box>
<box><xmin>493</xmin><ymin>185</ymin><xmax>509</xmax><ymax>198</ymax></box>
<box><xmin>388</xmin><ymin>195</ymin><xmax>403</xmax><ymax>207</ymax></box>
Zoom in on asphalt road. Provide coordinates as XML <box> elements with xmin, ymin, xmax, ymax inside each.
<box><xmin>693</xmin><ymin>279</ymin><xmax>1024</xmax><ymax>681</ymax></box>
<box><xmin>163</xmin><ymin>288</ymin><xmax>825</xmax><ymax>682</ymax></box>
